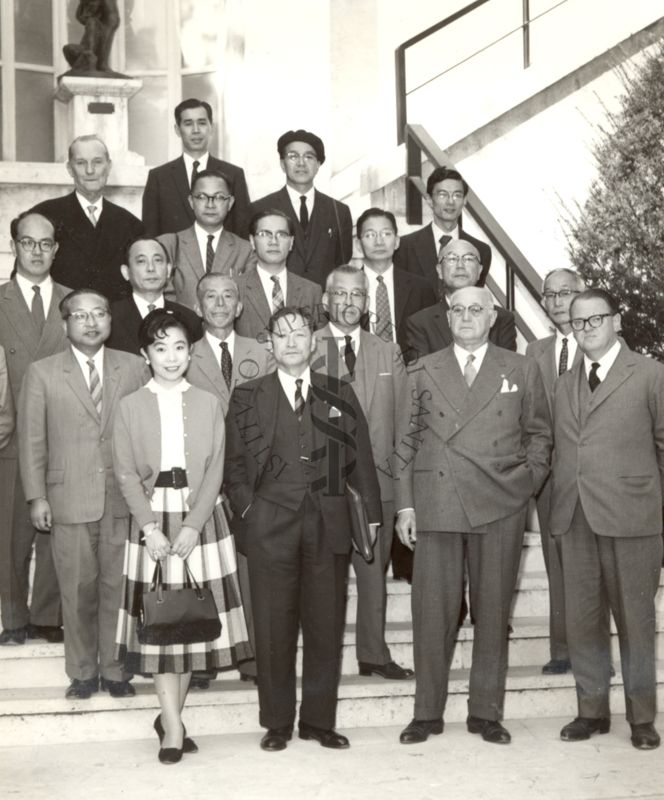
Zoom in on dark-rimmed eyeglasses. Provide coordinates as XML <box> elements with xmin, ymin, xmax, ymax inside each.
<box><xmin>570</xmin><ymin>313</ymin><xmax>613</xmax><ymax>331</ymax></box>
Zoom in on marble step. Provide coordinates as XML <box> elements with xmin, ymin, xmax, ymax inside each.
<box><xmin>2</xmin><ymin>662</ymin><xmax>662</xmax><ymax>746</ymax></box>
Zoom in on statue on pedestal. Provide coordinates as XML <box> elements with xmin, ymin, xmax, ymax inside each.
<box><xmin>63</xmin><ymin>0</ymin><xmax>125</xmax><ymax>76</ymax></box>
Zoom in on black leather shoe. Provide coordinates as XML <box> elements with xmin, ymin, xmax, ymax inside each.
<box><xmin>0</xmin><ymin>627</ymin><xmax>27</xmax><ymax>645</ymax></box>
<box><xmin>65</xmin><ymin>677</ymin><xmax>99</xmax><ymax>699</ymax></box>
<box><xmin>630</xmin><ymin>723</ymin><xmax>660</xmax><ymax>750</ymax></box>
<box><xmin>298</xmin><ymin>722</ymin><xmax>349</xmax><ymax>749</ymax></box>
<box><xmin>560</xmin><ymin>717</ymin><xmax>610</xmax><ymax>741</ymax></box>
<box><xmin>154</xmin><ymin>716</ymin><xmax>198</xmax><ymax>754</ymax></box>
<box><xmin>541</xmin><ymin>658</ymin><xmax>571</xmax><ymax>675</ymax></box>
<box><xmin>467</xmin><ymin>716</ymin><xmax>511</xmax><ymax>744</ymax></box>
<box><xmin>359</xmin><ymin>661</ymin><xmax>415</xmax><ymax>680</ymax></box>
<box><xmin>399</xmin><ymin>718</ymin><xmax>444</xmax><ymax>744</ymax></box>
<box><xmin>158</xmin><ymin>746</ymin><xmax>183</xmax><ymax>764</ymax></box>
<box><xmin>26</xmin><ymin>624</ymin><xmax>64</xmax><ymax>643</ymax></box>
<box><xmin>260</xmin><ymin>727</ymin><xmax>292</xmax><ymax>751</ymax></box>
<box><xmin>100</xmin><ymin>677</ymin><xmax>136</xmax><ymax>698</ymax></box>
<box><xmin>189</xmin><ymin>675</ymin><xmax>210</xmax><ymax>690</ymax></box>
<box><xmin>240</xmin><ymin>673</ymin><xmax>257</xmax><ymax>684</ymax></box>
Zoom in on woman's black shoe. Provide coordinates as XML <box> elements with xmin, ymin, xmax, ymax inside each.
<box><xmin>153</xmin><ymin>715</ymin><xmax>198</xmax><ymax>754</ymax></box>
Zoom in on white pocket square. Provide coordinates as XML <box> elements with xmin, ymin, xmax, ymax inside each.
<box><xmin>500</xmin><ymin>377</ymin><xmax>519</xmax><ymax>393</ymax></box>
<box><xmin>379</xmin><ymin>372</ymin><xmax>392</xmax><ymax>376</ymax></box>
<box><xmin>328</xmin><ymin>405</ymin><xmax>342</xmax><ymax>418</ymax></box>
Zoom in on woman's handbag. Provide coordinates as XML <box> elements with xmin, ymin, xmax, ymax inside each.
<box><xmin>138</xmin><ymin>559</ymin><xmax>222</xmax><ymax>645</ymax></box>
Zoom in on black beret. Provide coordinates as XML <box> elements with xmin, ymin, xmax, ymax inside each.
<box><xmin>277</xmin><ymin>130</ymin><xmax>325</xmax><ymax>164</ymax></box>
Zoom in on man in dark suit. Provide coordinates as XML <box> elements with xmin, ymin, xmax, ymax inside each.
<box><xmin>249</xmin><ymin>130</ymin><xmax>352</xmax><ymax>288</ymax></box>
<box><xmin>525</xmin><ymin>267</ymin><xmax>585</xmax><ymax>675</ymax></box>
<box><xmin>396</xmin><ymin>286</ymin><xmax>551</xmax><ymax>746</ymax></box>
<box><xmin>394</xmin><ymin>166</ymin><xmax>492</xmax><ymax>287</ymax></box>
<box><xmin>224</xmin><ymin>307</ymin><xmax>381</xmax><ymax>752</ymax></box>
<box><xmin>551</xmin><ymin>288</ymin><xmax>663</xmax><ymax>751</ymax></box>
<box><xmin>235</xmin><ymin>210</ymin><xmax>322</xmax><ymax>340</ymax></box>
<box><xmin>30</xmin><ymin>135</ymin><xmax>143</xmax><ymax>302</ymax></box>
<box><xmin>406</xmin><ymin>239</ymin><xmax>516</xmax><ymax>362</ymax></box>
<box><xmin>141</xmin><ymin>98</ymin><xmax>250</xmax><ymax>239</ymax></box>
<box><xmin>356</xmin><ymin>208</ymin><xmax>437</xmax><ymax>355</ymax></box>
<box><xmin>106</xmin><ymin>237</ymin><xmax>201</xmax><ymax>355</ymax></box>
<box><xmin>18</xmin><ymin>289</ymin><xmax>146</xmax><ymax>699</ymax></box>
<box><xmin>0</xmin><ymin>211</ymin><xmax>68</xmax><ymax>646</ymax></box>
<box><xmin>158</xmin><ymin>169</ymin><xmax>256</xmax><ymax>310</ymax></box>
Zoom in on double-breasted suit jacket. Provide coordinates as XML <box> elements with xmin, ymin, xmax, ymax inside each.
<box><xmin>106</xmin><ymin>296</ymin><xmax>203</xmax><ymax>355</ymax></box>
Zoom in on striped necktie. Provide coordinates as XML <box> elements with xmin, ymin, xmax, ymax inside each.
<box><xmin>375</xmin><ymin>274</ymin><xmax>393</xmax><ymax>342</ymax></box>
<box><xmin>206</xmin><ymin>234</ymin><xmax>215</xmax><ymax>273</ymax></box>
<box><xmin>87</xmin><ymin>206</ymin><xmax>98</xmax><ymax>227</ymax></box>
<box><xmin>463</xmin><ymin>353</ymin><xmax>477</xmax><ymax>387</ymax></box>
<box><xmin>271</xmin><ymin>275</ymin><xmax>285</xmax><ymax>312</ymax></box>
<box><xmin>294</xmin><ymin>378</ymin><xmax>305</xmax><ymax>421</ymax></box>
<box><xmin>87</xmin><ymin>358</ymin><xmax>102</xmax><ymax>416</ymax></box>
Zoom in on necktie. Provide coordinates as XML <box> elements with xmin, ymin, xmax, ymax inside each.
<box><xmin>294</xmin><ymin>378</ymin><xmax>305</xmax><ymax>421</ymax></box>
<box><xmin>87</xmin><ymin>205</ymin><xmax>98</xmax><ymax>227</ymax></box>
<box><xmin>588</xmin><ymin>362</ymin><xmax>601</xmax><ymax>392</ymax></box>
<box><xmin>271</xmin><ymin>275</ymin><xmax>284</xmax><ymax>312</ymax></box>
<box><xmin>299</xmin><ymin>195</ymin><xmax>309</xmax><ymax>230</ymax></box>
<box><xmin>463</xmin><ymin>353</ymin><xmax>477</xmax><ymax>387</ymax></box>
<box><xmin>220</xmin><ymin>340</ymin><xmax>233</xmax><ymax>389</ymax></box>
<box><xmin>343</xmin><ymin>335</ymin><xmax>356</xmax><ymax>375</ymax></box>
<box><xmin>147</xmin><ymin>303</ymin><xmax>156</xmax><ymax>313</ymax></box>
<box><xmin>191</xmin><ymin>159</ymin><xmax>200</xmax><ymax>191</ymax></box>
<box><xmin>205</xmin><ymin>234</ymin><xmax>215</xmax><ymax>273</ymax></box>
<box><xmin>437</xmin><ymin>234</ymin><xmax>452</xmax><ymax>261</ymax></box>
<box><xmin>558</xmin><ymin>337</ymin><xmax>569</xmax><ymax>376</ymax></box>
<box><xmin>375</xmin><ymin>274</ymin><xmax>393</xmax><ymax>342</ymax></box>
<box><xmin>87</xmin><ymin>358</ymin><xmax>102</xmax><ymax>416</ymax></box>
<box><xmin>31</xmin><ymin>285</ymin><xmax>45</xmax><ymax>332</ymax></box>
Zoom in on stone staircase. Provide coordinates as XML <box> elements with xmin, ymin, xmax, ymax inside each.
<box><xmin>1</xmin><ymin>532</ymin><xmax>662</xmax><ymax>746</ymax></box>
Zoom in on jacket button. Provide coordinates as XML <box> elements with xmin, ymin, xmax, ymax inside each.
<box><xmin>438</xmin><ymin>471</ymin><xmax>444</xmax><ymax>477</ymax></box>
<box><xmin>439</xmin><ymin>412</ymin><xmax>444</xmax><ymax>417</ymax></box>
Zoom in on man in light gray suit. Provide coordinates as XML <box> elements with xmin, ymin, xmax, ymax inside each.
<box><xmin>158</xmin><ymin>169</ymin><xmax>256</xmax><ymax>310</ymax></box>
<box><xmin>18</xmin><ymin>289</ymin><xmax>146</xmax><ymax>699</ymax></box>
<box><xmin>0</xmin><ymin>211</ymin><xmax>68</xmax><ymax>646</ymax></box>
<box><xmin>551</xmin><ymin>288</ymin><xmax>664</xmax><ymax>751</ymax></box>
<box><xmin>526</xmin><ymin>267</ymin><xmax>585</xmax><ymax>675</ymax></box>
<box><xmin>312</xmin><ymin>265</ymin><xmax>413</xmax><ymax>680</ymax></box>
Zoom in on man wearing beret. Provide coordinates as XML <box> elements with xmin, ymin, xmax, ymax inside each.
<box><xmin>249</xmin><ymin>130</ymin><xmax>353</xmax><ymax>289</ymax></box>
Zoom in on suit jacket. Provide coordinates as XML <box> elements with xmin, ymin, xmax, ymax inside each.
<box><xmin>394</xmin><ymin>223</ymin><xmax>492</xmax><ymax>287</ymax></box>
<box><xmin>158</xmin><ymin>225</ymin><xmax>256</xmax><ymax>310</ymax></box>
<box><xmin>0</xmin><ymin>347</ymin><xmax>15</xmax><ymax>451</ymax></box>
<box><xmin>550</xmin><ymin>343</ymin><xmax>664</xmax><ymax>538</ymax></box>
<box><xmin>0</xmin><ymin>279</ymin><xmax>70</xmax><ymax>459</ymax></box>
<box><xmin>30</xmin><ymin>193</ymin><xmax>143</xmax><ymax>302</ymax></box>
<box><xmin>224</xmin><ymin>370</ymin><xmax>382</xmax><ymax>553</ymax></box>
<box><xmin>394</xmin><ymin>343</ymin><xmax>551</xmax><ymax>531</ymax></box>
<box><xmin>249</xmin><ymin>187</ymin><xmax>353</xmax><ymax>288</ymax></box>
<box><xmin>142</xmin><ymin>155</ymin><xmax>251</xmax><ymax>239</ymax></box>
<box><xmin>113</xmin><ymin>384</ymin><xmax>225</xmax><ymax>532</ymax></box>
<box><xmin>186</xmin><ymin>333</ymin><xmax>275</xmax><ymax>416</ymax></box>
<box><xmin>106</xmin><ymin>296</ymin><xmax>203</xmax><ymax>355</ymax></box>
<box><xmin>311</xmin><ymin>326</ymin><xmax>407</xmax><ymax>503</ymax></box>
<box><xmin>234</xmin><ymin>267</ymin><xmax>323</xmax><ymax>340</ymax></box>
<box><xmin>18</xmin><ymin>346</ymin><xmax>147</xmax><ymax>524</ymax></box>
<box><xmin>525</xmin><ymin>334</ymin><xmax>583</xmax><ymax>417</ymax></box>
<box><xmin>406</xmin><ymin>297</ymin><xmax>516</xmax><ymax>363</ymax></box>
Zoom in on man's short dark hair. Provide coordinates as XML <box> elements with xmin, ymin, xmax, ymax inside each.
<box><xmin>249</xmin><ymin>209</ymin><xmax>294</xmax><ymax>237</ymax></box>
<box><xmin>190</xmin><ymin>168</ymin><xmax>234</xmax><ymax>196</ymax></box>
<box><xmin>268</xmin><ymin>306</ymin><xmax>314</xmax><ymax>334</ymax></box>
<box><xmin>59</xmin><ymin>289</ymin><xmax>110</xmax><ymax>320</ymax></box>
<box><xmin>570</xmin><ymin>287</ymin><xmax>620</xmax><ymax>317</ymax></box>
<box><xmin>426</xmin><ymin>167</ymin><xmax>469</xmax><ymax>197</ymax></box>
<box><xmin>174</xmin><ymin>98</ymin><xmax>213</xmax><ymax>125</ymax></box>
<box><xmin>10</xmin><ymin>210</ymin><xmax>57</xmax><ymax>242</ymax></box>
<box><xmin>124</xmin><ymin>236</ymin><xmax>169</xmax><ymax>265</ymax></box>
<box><xmin>356</xmin><ymin>208</ymin><xmax>398</xmax><ymax>238</ymax></box>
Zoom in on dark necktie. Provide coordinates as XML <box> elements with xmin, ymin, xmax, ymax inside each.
<box><xmin>558</xmin><ymin>337</ymin><xmax>569</xmax><ymax>376</ymax></box>
<box><xmin>205</xmin><ymin>234</ymin><xmax>215</xmax><ymax>273</ymax></box>
<box><xmin>375</xmin><ymin>274</ymin><xmax>393</xmax><ymax>342</ymax></box>
<box><xmin>588</xmin><ymin>362</ymin><xmax>601</xmax><ymax>392</ymax></box>
<box><xmin>437</xmin><ymin>234</ymin><xmax>452</xmax><ymax>261</ymax></box>
<box><xmin>87</xmin><ymin>358</ymin><xmax>102</xmax><ymax>416</ymax></box>
<box><xmin>220</xmin><ymin>340</ymin><xmax>233</xmax><ymax>389</ymax></box>
<box><xmin>271</xmin><ymin>275</ymin><xmax>284</xmax><ymax>311</ymax></box>
<box><xmin>463</xmin><ymin>353</ymin><xmax>477</xmax><ymax>387</ymax></box>
<box><xmin>299</xmin><ymin>195</ymin><xmax>309</xmax><ymax>230</ymax></box>
<box><xmin>343</xmin><ymin>335</ymin><xmax>356</xmax><ymax>375</ymax></box>
<box><xmin>294</xmin><ymin>378</ymin><xmax>305</xmax><ymax>421</ymax></box>
<box><xmin>147</xmin><ymin>303</ymin><xmax>156</xmax><ymax>313</ymax></box>
<box><xmin>191</xmin><ymin>159</ymin><xmax>200</xmax><ymax>191</ymax></box>
<box><xmin>31</xmin><ymin>285</ymin><xmax>45</xmax><ymax>332</ymax></box>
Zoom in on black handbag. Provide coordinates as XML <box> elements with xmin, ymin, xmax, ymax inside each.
<box><xmin>138</xmin><ymin>559</ymin><xmax>222</xmax><ymax>645</ymax></box>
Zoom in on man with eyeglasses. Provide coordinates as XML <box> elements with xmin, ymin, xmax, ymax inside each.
<box><xmin>525</xmin><ymin>268</ymin><xmax>586</xmax><ymax>676</ymax></box>
<box><xmin>158</xmin><ymin>168</ymin><xmax>256</xmax><ymax>311</ymax></box>
<box><xmin>394</xmin><ymin>166</ymin><xmax>492</xmax><ymax>287</ymax></box>
<box><xmin>312</xmin><ymin>265</ymin><xmax>414</xmax><ymax>681</ymax></box>
<box><xmin>30</xmin><ymin>135</ymin><xmax>143</xmax><ymax>302</ymax></box>
<box><xmin>395</xmin><ymin>286</ymin><xmax>551</xmax><ymax>746</ymax></box>
<box><xmin>249</xmin><ymin>130</ymin><xmax>352</xmax><ymax>288</ymax></box>
<box><xmin>550</xmin><ymin>288</ymin><xmax>664</xmax><ymax>751</ymax></box>
<box><xmin>142</xmin><ymin>98</ymin><xmax>251</xmax><ymax>239</ymax></box>
<box><xmin>18</xmin><ymin>289</ymin><xmax>147</xmax><ymax>700</ymax></box>
<box><xmin>0</xmin><ymin>211</ymin><xmax>69</xmax><ymax>647</ymax></box>
<box><xmin>234</xmin><ymin>210</ymin><xmax>322</xmax><ymax>340</ymax></box>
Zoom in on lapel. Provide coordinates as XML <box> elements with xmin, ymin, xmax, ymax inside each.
<box><xmin>304</xmin><ymin>190</ymin><xmax>326</xmax><ymax>258</ymax></box>
<box><xmin>416</xmin><ymin>225</ymin><xmax>437</xmax><ymax>273</ymax></box>
<box><xmin>60</xmin><ymin>193</ymin><xmax>97</xmax><ymax>253</ymax></box>
<box><xmin>214</xmin><ymin>229</ymin><xmax>234</xmax><ymax>272</ymax></box>
<box><xmin>1</xmin><ymin>280</ymin><xmax>41</xmax><ymax>353</ymax></box>
<box><xmin>313</xmin><ymin>324</ymin><xmax>349</xmax><ymax>381</ymax></box>
<box><xmin>170</xmin><ymin>157</ymin><xmax>194</xmax><ymax>222</ymax></box>
<box><xmin>191</xmin><ymin>336</ymin><xmax>228</xmax><ymax>400</ymax></box>
<box><xmin>585</xmin><ymin>343</ymin><xmax>634</xmax><ymax>417</ymax></box>
<box><xmin>180</xmin><ymin>226</ymin><xmax>205</xmax><ymax>280</ymax></box>
<box><xmin>536</xmin><ymin>335</ymin><xmax>557</xmax><ymax>396</ymax></box>
<box><xmin>278</xmin><ymin>187</ymin><xmax>307</xmax><ymax>263</ymax></box>
<box><xmin>252</xmin><ymin>372</ymin><xmax>281</xmax><ymax>474</ymax></box>
<box><xmin>433</xmin><ymin>297</ymin><xmax>453</xmax><ymax>348</ymax></box>
<box><xmin>394</xmin><ymin>269</ymin><xmax>413</xmax><ymax>328</ymax></box>
<box><xmin>243</xmin><ymin>268</ymin><xmax>272</xmax><ymax>328</ymax></box>
<box><xmin>63</xmin><ymin>347</ymin><xmax>100</xmax><ymax>423</ymax></box>
<box><xmin>285</xmin><ymin>271</ymin><xmax>304</xmax><ymax>306</ymax></box>
<box><xmin>100</xmin><ymin>348</ymin><xmax>123</xmax><ymax>433</ymax></box>
<box><xmin>232</xmin><ymin>335</ymin><xmax>257</xmax><ymax>389</ymax></box>
<box><xmin>357</xmin><ymin>330</ymin><xmax>379</xmax><ymax>409</ymax></box>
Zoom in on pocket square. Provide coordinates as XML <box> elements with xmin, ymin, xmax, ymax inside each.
<box><xmin>379</xmin><ymin>372</ymin><xmax>392</xmax><ymax>377</ymax></box>
<box><xmin>500</xmin><ymin>377</ymin><xmax>519</xmax><ymax>393</ymax></box>
<box><xmin>328</xmin><ymin>405</ymin><xmax>342</xmax><ymax>418</ymax></box>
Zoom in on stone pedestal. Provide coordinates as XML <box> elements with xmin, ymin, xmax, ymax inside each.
<box><xmin>55</xmin><ymin>76</ymin><xmax>144</xmax><ymax>165</ymax></box>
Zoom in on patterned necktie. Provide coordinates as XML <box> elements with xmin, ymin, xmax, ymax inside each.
<box><xmin>299</xmin><ymin>195</ymin><xmax>309</xmax><ymax>230</ymax></box>
<box><xmin>205</xmin><ymin>234</ymin><xmax>215</xmax><ymax>273</ymax></box>
<box><xmin>294</xmin><ymin>378</ymin><xmax>305</xmax><ymax>421</ymax></box>
<box><xmin>343</xmin><ymin>335</ymin><xmax>356</xmax><ymax>375</ymax></box>
<box><xmin>87</xmin><ymin>358</ymin><xmax>102</xmax><ymax>416</ymax></box>
<box><xmin>87</xmin><ymin>205</ymin><xmax>98</xmax><ymax>227</ymax></box>
<box><xmin>220</xmin><ymin>340</ymin><xmax>233</xmax><ymax>389</ymax></box>
<box><xmin>271</xmin><ymin>275</ymin><xmax>284</xmax><ymax>312</ymax></box>
<box><xmin>558</xmin><ymin>337</ymin><xmax>569</xmax><ymax>376</ymax></box>
<box><xmin>588</xmin><ymin>361</ymin><xmax>601</xmax><ymax>392</ymax></box>
<box><xmin>437</xmin><ymin>234</ymin><xmax>452</xmax><ymax>261</ymax></box>
<box><xmin>191</xmin><ymin>160</ymin><xmax>200</xmax><ymax>191</ymax></box>
<box><xmin>463</xmin><ymin>353</ymin><xmax>477</xmax><ymax>387</ymax></box>
<box><xmin>375</xmin><ymin>274</ymin><xmax>393</xmax><ymax>342</ymax></box>
<box><xmin>31</xmin><ymin>285</ymin><xmax>45</xmax><ymax>332</ymax></box>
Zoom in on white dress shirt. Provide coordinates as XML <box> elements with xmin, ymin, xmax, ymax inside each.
<box><xmin>431</xmin><ymin>221</ymin><xmax>460</xmax><ymax>241</ymax></box>
<box><xmin>16</xmin><ymin>273</ymin><xmax>53</xmax><ymax>317</ymax></box>
<box><xmin>194</xmin><ymin>222</ymin><xmax>222</xmax><ymax>266</ymax></box>
<box><xmin>584</xmin><ymin>339</ymin><xmax>621</xmax><ymax>382</ymax></box>
<box><xmin>286</xmin><ymin>184</ymin><xmax>315</xmax><ymax>220</ymax></box>
<box><xmin>453</xmin><ymin>342</ymin><xmax>488</xmax><ymax>374</ymax></box>
<box><xmin>205</xmin><ymin>329</ymin><xmax>235</xmax><ymax>369</ymax></box>
<box><xmin>278</xmin><ymin>367</ymin><xmax>311</xmax><ymax>411</ymax></box>
<box><xmin>76</xmin><ymin>193</ymin><xmax>103</xmax><ymax>223</ymax></box>
<box><xmin>70</xmin><ymin>344</ymin><xmax>104</xmax><ymax>388</ymax></box>
<box><xmin>184</xmin><ymin>151</ymin><xmax>209</xmax><ymax>188</ymax></box>
<box><xmin>133</xmin><ymin>293</ymin><xmax>165</xmax><ymax>318</ymax></box>
<box><xmin>363</xmin><ymin>263</ymin><xmax>396</xmax><ymax>340</ymax></box>
<box><xmin>256</xmin><ymin>264</ymin><xmax>288</xmax><ymax>312</ymax></box>
<box><xmin>554</xmin><ymin>329</ymin><xmax>578</xmax><ymax>374</ymax></box>
<box><xmin>327</xmin><ymin>321</ymin><xmax>361</xmax><ymax>357</ymax></box>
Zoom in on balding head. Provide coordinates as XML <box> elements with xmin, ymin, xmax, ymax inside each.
<box><xmin>438</xmin><ymin>239</ymin><xmax>481</xmax><ymax>291</ymax></box>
